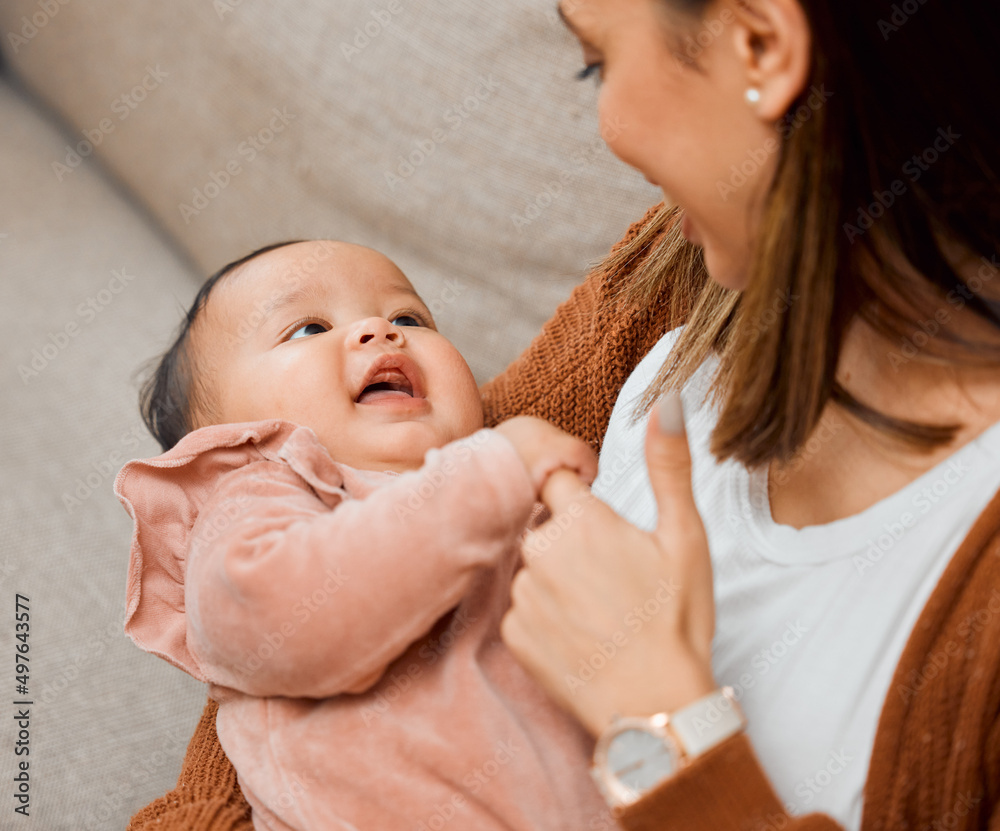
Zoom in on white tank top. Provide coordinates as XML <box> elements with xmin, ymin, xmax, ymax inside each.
<box><xmin>592</xmin><ymin>328</ymin><xmax>1000</xmax><ymax>830</ymax></box>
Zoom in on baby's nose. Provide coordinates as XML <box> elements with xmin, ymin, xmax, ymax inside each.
<box><xmin>348</xmin><ymin>317</ymin><xmax>404</xmax><ymax>347</ymax></box>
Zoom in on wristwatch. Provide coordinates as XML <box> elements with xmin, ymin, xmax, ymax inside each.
<box><xmin>591</xmin><ymin>687</ymin><xmax>747</xmax><ymax>808</ymax></box>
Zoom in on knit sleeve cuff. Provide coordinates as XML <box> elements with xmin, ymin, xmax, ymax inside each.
<box><xmin>614</xmin><ymin>733</ymin><xmax>843</xmax><ymax>831</ymax></box>
<box><xmin>127</xmin><ymin>698</ymin><xmax>254</xmax><ymax>831</ymax></box>
<box><xmin>128</xmin><ymin>800</ymin><xmax>254</xmax><ymax>831</ymax></box>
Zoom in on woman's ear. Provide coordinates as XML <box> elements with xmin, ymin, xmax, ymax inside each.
<box><xmin>729</xmin><ymin>0</ymin><xmax>812</xmax><ymax>122</ymax></box>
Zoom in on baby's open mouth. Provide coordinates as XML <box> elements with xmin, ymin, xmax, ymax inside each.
<box><xmin>356</xmin><ymin>369</ymin><xmax>414</xmax><ymax>403</ymax></box>
<box><xmin>354</xmin><ymin>355</ymin><xmax>425</xmax><ymax>405</ymax></box>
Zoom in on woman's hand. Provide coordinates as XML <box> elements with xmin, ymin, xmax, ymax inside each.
<box><xmin>500</xmin><ymin>395</ymin><xmax>718</xmax><ymax>737</ymax></box>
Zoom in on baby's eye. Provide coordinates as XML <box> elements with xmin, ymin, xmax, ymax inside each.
<box><xmin>289</xmin><ymin>322</ymin><xmax>329</xmax><ymax>340</ymax></box>
<box><xmin>391</xmin><ymin>314</ymin><xmax>424</xmax><ymax>328</ymax></box>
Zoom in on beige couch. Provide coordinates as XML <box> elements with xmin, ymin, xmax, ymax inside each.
<box><xmin>0</xmin><ymin>1</ymin><xmax>659</xmax><ymax>826</ymax></box>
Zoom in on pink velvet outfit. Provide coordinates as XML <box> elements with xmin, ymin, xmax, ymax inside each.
<box><xmin>115</xmin><ymin>420</ymin><xmax>611</xmax><ymax>831</ymax></box>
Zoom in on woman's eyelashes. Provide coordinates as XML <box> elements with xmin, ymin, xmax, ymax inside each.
<box><xmin>576</xmin><ymin>63</ymin><xmax>603</xmax><ymax>84</ymax></box>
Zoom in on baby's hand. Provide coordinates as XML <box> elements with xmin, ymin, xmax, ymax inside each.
<box><xmin>495</xmin><ymin>416</ymin><xmax>598</xmax><ymax>496</ymax></box>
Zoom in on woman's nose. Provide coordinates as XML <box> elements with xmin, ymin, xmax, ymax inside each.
<box><xmin>347</xmin><ymin>317</ymin><xmax>404</xmax><ymax>348</ymax></box>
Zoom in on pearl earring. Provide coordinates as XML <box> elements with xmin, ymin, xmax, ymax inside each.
<box><xmin>745</xmin><ymin>87</ymin><xmax>761</xmax><ymax>105</ymax></box>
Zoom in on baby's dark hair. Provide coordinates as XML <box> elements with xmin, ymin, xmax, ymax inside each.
<box><xmin>140</xmin><ymin>240</ymin><xmax>303</xmax><ymax>452</ymax></box>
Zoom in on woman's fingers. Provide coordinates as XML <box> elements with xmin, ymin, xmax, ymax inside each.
<box><xmin>538</xmin><ymin>468</ymin><xmax>592</xmax><ymax>515</ymax></box>
<box><xmin>646</xmin><ymin>395</ymin><xmax>703</xmax><ymax>544</ymax></box>
<box><xmin>645</xmin><ymin>396</ymin><xmax>716</xmax><ymax>660</ymax></box>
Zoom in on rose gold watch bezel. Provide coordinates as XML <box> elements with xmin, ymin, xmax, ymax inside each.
<box><xmin>591</xmin><ymin>712</ymin><xmax>684</xmax><ymax>808</ymax></box>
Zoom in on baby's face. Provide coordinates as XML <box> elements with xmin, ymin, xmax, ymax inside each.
<box><xmin>193</xmin><ymin>241</ymin><xmax>483</xmax><ymax>471</ymax></box>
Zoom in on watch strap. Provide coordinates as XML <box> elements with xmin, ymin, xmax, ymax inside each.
<box><xmin>670</xmin><ymin>686</ymin><xmax>746</xmax><ymax>758</ymax></box>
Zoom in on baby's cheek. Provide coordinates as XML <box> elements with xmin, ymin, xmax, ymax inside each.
<box><xmin>435</xmin><ymin>354</ymin><xmax>483</xmax><ymax>432</ymax></box>
<box><xmin>454</xmin><ymin>362</ymin><xmax>484</xmax><ymax>423</ymax></box>
<box><xmin>462</xmin><ymin>397</ymin><xmax>486</xmax><ymax>432</ymax></box>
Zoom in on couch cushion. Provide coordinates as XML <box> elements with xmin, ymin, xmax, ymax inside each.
<box><xmin>0</xmin><ymin>77</ymin><xmax>208</xmax><ymax>830</ymax></box>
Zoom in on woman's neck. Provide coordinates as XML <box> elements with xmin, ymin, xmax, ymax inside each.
<box><xmin>767</xmin><ymin>314</ymin><xmax>1000</xmax><ymax>529</ymax></box>
<box><xmin>837</xmin><ymin>316</ymin><xmax>1000</xmax><ymax>456</ymax></box>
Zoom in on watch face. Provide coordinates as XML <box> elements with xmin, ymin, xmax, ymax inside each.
<box><xmin>607</xmin><ymin>727</ymin><xmax>678</xmax><ymax>795</ymax></box>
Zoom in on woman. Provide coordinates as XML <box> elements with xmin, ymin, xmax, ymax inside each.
<box><xmin>130</xmin><ymin>0</ymin><xmax>1000</xmax><ymax>829</ymax></box>
<box><xmin>500</xmin><ymin>0</ymin><xmax>1000</xmax><ymax>828</ymax></box>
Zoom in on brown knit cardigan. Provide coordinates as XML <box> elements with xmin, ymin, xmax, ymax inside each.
<box><xmin>128</xmin><ymin>206</ymin><xmax>1000</xmax><ymax>830</ymax></box>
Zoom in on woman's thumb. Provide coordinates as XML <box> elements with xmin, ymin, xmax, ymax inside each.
<box><xmin>646</xmin><ymin>393</ymin><xmax>701</xmax><ymax>541</ymax></box>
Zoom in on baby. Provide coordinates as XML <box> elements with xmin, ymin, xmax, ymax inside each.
<box><xmin>115</xmin><ymin>240</ymin><xmax>613</xmax><ymax>831</ymax></box>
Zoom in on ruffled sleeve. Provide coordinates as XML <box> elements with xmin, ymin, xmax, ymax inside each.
<box><xmin>114</xmin><ymin>420</ymin><xmax>339</xmax><ymax>682</ymax></box>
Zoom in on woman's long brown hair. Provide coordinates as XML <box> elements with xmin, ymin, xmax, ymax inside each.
<box><xmin>613</xmin><ymin>0</ymin><xmax>1000</xmax><ymax>468</ymax></box>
